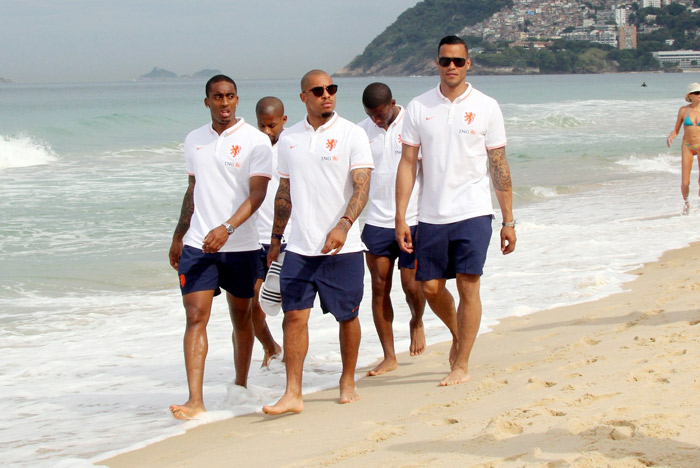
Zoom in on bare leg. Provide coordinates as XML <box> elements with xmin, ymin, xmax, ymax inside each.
<box><xmin>262</xmin><ymin>309</ymin><xmax>310</xmax><ymax>415</ymax></box>
<box><xmin>440</xmin><ymin>274</ymin><xmax>481</xmax><ymax>387</ymax></box>
<box><xmin>366</xmin><ymin>253</ymin><xmax>398</xmax><ymax>376</ymax></box>
<box><xmin>339</xmin><ymin>316</ymin><xmax>361</xmax><ymax>404</ymax></box>
<box><xmin>421</xmin><ymin>278</ymin><xmax>459</xmax><ymax>366</ymax></box>
<box><xmin>251</xmin><ymin>278</ymin><xmax>281</xmax><ymax>367</ymax></box>
<box><xmin>226</xmin><ymin>293</ymin><xmax>254</xmax><ymax>387</ymax></box>
<box><xmin>681</xmin><ymin>145</ymin><xmax>693</xmax><ymax>214</ymax></box>
<box><xmin>170</xmin><ymin>290</ymin><xmax>214</xmax><ymax>420</ymax></box>
<box><xmin>400</xmin><ymin>267</ymin><xmax>426</xmax><ymax>356</ymax></box>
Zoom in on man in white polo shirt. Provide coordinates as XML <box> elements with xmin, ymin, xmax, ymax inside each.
<box><xmin>168</xmin><ymin>74</ymin><xmax>272</xmax><ymax>419</ymax></box>
<box><xmin>358</xmin><ymin>82</ymin><xmax>427</xmax><ymax>377</ymax></box>
<box><xmin>396</xmin><ymin>36</ymin><xmax>517</xmax><ymax>387</ymax></box>
<box><xmin>262</xmin><ymin>69</ymin><xmax>373</xmax><ymax>415</ymax></box>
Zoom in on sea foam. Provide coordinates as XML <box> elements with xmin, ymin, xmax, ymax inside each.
<box><xmin>0</xmin><ymin>134</ymin><xmax>58</xmax><ymax>169</ymax></box>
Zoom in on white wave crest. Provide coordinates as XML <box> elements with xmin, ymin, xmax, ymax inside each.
<box><xmin>0</xmin><ymin>134</ymin><xmax>58</xmax><ymax>169</ymax></box>
<box><xmin>530</xmin><ymin>186</ymin><xmax>559</xmax><ymax>198</ymax></box>
<box><xmin>616</xmin><ymin>154</ymin><xmax>677</xmax><ymax>174</ymax></box>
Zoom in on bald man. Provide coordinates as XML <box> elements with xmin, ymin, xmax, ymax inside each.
<box><xmin>263</xmin><ymin>70</ymin><xmax>373</xmax><ymax>415</ymax></box>
<box><xmin>250</xmin><ymin>97</ymin><xmax>288</xmax><ymax>366</ymax></box>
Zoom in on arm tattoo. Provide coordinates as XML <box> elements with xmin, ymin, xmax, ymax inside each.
<box><xmin>173</xmin><ymin>176</ymin><xmax>195</xmax><ymax>237</ymax></box>
<box><xmin>344</xmin><ymin>168</ymin><xmax>371</xmax><ymax>222</ymax></box>
<box><xmin>272</xmin><ymin>177</ymin><xmax>292</xmax><ymax>235</ymax></box>
<box><xmin>487</xmin><ymin>147</ymin><xmax>512</xmax><ymax>191</ymax></box>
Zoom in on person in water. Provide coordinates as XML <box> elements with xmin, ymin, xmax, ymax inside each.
<box><xmin>667</xmin><ymin>82</ymin><xmax>700</xmax><ymax>215</ymax></box>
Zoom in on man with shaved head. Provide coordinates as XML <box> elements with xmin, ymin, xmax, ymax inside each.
<box><xmin>263</xmin><ymin>70</ymin><xmax>374</xmax><ymax>415</ymax></box>
<box><xmin>249</xmin><ymin>96</ymin><xmax>288</xmax><ymax>367</ymax></box>
<box><xmin>358</xmin><ymin>82</ymin><xmax>427</xmax><ymax>377</ymax></box>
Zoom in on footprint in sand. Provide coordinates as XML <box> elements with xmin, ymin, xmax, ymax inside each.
<box><xmin>486</xmin><ymin>418</ymin><xmax>523</xmax><ymax>440</ymax></box>
<box><xmin>527</xmin><ymin>377</ymin><xmax>557</xmax><ymax>389</ymax></box>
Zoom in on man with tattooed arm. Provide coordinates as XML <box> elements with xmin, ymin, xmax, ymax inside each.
<box><xmin>395</xmin><ymin>36</ymin><xmax>516</xmax><ymax>387</ymax></box>
<box><xmin>263</xmin><ymin>69</ymin><xmax>374</xmax><ymax>415</ymax></box>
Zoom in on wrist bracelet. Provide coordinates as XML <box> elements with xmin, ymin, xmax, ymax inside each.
<box><xmin>341</xmin><ymin>216</ymin><xmax>354</xmax><ymax>226</ymax></box>
<box><xmin>502</xmin><ymin>220</ymin><xmax>516</xmax><ymax>228</ymax></box>
<box><xmin>271</xmin><ymin>233</ymin><xmax>283</xmax><ymax>240</ymax></box>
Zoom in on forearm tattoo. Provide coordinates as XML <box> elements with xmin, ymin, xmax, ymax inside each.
<box><xmin>174</xmin><ymin>178</ymin><xmax>195</xmax><ymax>236</ymax></box>
<box><xmin>487</xmin><ymin>147</ymin><xmax>512</xmax><ymax>191</ymax></box>
<box><xmin>345</xmin><ymin>168</ymin><xmax>371</xmax><ymax>222</ymax></box>
<box><xmin>273</xmin><ymin>178</ymin><xmax>292</xmax><ymax>235</ymax></box>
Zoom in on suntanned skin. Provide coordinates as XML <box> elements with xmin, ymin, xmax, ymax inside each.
<box><xmin>362</xmin><ymin>97</ymin><xmax>426</xmax><ymax>376</ymax></box>
<box><xmin>668</xmin><ymin>91</ymin><xmax>700</xmax><ymax>212</ymax></box>
<box><xmin>262</xmin><ymin>71</ymin><xmax>370</xmax><ymax>415</ymax></box>
<box><xmin>168</xmin><ymin>79</ymin><xmax>270</xmax><ymax>420</ymax></box>
<box><xmin>395</xmin><ymin>42</ymin><xmax>516</xmax><ymax>387</ymax></box>
<box><xmin>250</xmin><ymin>97</ymin><xmax>288</xmax><ymax>366</ymax></box>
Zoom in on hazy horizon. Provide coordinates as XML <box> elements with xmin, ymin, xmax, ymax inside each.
<box><xmin>2</xmin><ymin>0</ymin><xmax>421</xmax><ymax>84</ymax></box>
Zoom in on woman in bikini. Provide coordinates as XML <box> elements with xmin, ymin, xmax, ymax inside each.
<box><xmin>667</xmin><ymin>82</ymin><xmax>700</xmax><ymax>215</ymax></box>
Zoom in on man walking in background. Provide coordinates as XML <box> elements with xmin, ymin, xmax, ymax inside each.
<box><xmin>396</xmin><ymin>36</ymin><xmax>516</xmax><ymax>387</ymax></box>
<box><xmin>358</xmin><ymin>82</ymin><xmax>427</xmax><ymax>376</ymax></box>
<box><xmin>168</xmin><ymin>75</ymin><xmax>272</xmax><ymax>419</ymax></box>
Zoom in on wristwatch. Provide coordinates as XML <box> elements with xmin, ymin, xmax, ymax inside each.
<box><xmin>502</xmin><ymin>220</ymin><xmax>516</xmax><ymax>228</ymax></box>
<box><xmin>223</xmin><ymin>223</ymin><xmax>235</xmax><ymax>235</ymax></box>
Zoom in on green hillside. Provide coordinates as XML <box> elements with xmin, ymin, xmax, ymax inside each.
<box><xmin>337</xmin><ymin>0</ymin><xmax>513</xmax><ymax>76</ymax></box>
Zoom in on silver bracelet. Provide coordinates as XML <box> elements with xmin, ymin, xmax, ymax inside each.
<box><xmin>502</xmin><ymin>220</ymin><xmax>516</xmax><ymax>228</ymax></box>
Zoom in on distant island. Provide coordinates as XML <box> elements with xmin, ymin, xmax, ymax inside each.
<box><xmin>136</xmin><ymin>67</ymin><xmax>222</xmax><ymax>81</ymax></box>
<box><xmin>0</xmin><ymin>77</ymin><xmax>13</xmax><ymax>83</ymax></box>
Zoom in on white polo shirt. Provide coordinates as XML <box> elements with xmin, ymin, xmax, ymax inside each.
<box><xmin>183</xmin><ymin>118</ymin><xmax>272</xmax><ymax>252</ymax></box>
<box><xmin>277</xmin><ymin>113</ymin><xmax>374</xmax><ymax>256</ymax></box>
<box><xmin>358</xmin><ymin>106</ymin><xmax>421</xmax><ymax>228</ymax></box>
<box><xmin>402</xmin><ymin>83</ymin><xmax>507</xmax><ymax>225</ymax></box>
<box><xmin>256</xmin><ymin>143</ymin><xmax>291</xmax><ymax>244</ymax></box>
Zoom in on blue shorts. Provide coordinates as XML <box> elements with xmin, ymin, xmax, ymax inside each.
<box><xmin>256</xmin><ymin>243</ymin><xmax>287</xmax><ymax>280</ymax></box>
<box><xmin>361</xmin><ymin>224</ymin><xmax>417</xmax><ymax>270</ymax></box>
<box><xmin>280</xmin><ymin>251</ymin><xmax>364</xmax><ymax>322</ymax></box>
<box><xmin>178</xmin><ymin>245</ymin><xmax>259</xmax><ymax>298</ymax></box>
<box><xmin>415</xmin><ymin>215</ymin><xmax>493</xmax><ymax>281</ymax></box>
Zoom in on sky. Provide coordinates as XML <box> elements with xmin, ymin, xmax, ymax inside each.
<box><xmin>1</xmin><ymin>0</ymin><xmax>422</xmax><ymax>83</ymax></box>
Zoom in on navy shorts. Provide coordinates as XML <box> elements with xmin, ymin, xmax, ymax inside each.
<box><xmin>415</xmin><ymin>215</ymin><xmax>493</xmax><ymax>281</ymax></box>
<box><xmin>280</xmin><ymin>251</ymin><xmax>364</xmax><ymax>322</ymax></box>
<box><xmin>361</xmin><ymin>224</ymin><xmax>417</xmax><ymax>270</ymax></box>
<box><xmin>178</xmin><ymin>245</ymin><xmax>259</xmax><ymax>298</ymax></box>
<box><xmin>256</xmin><ymin>243</ymin><xmax>287</xmax><ymax>280</ymax></box>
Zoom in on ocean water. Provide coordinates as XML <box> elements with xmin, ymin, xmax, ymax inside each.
<box><xmin>2</xmin><ymin>72</ymin><xmax>700</xmax><ymax>467</ymax></box>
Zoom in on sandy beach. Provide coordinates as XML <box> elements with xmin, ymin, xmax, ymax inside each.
<box><xmin>99</xmin><ymin>243</ymin><xmax>700</xmax><ymax>468</ymax></box>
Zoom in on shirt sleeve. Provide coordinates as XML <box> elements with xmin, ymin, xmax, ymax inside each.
<box><xmin>249</xmin><ymin>134</ymin><xmax>273</xmax><ymax>179</ymax></box>
<box><xmin>485</xmin><ymin>101</ymin><xmax>507</xmax><ymax>149</ymax></box>
<box><xmin>400</xmin><ymin>99</ymin><xmax>421</xmax><ymax>147</ymax></box>
<box><xmin>184</xmin><ymin>132</ymin><xmax>196</xmax><ymax>175</ymax></box>
<box><xmin>349</xmin><ymin>125</ymin><xmax>374</xmax><ymax>170</ymax></box>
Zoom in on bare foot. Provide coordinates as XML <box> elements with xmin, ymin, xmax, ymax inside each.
<box><xmin>439</xmin><ymin>368</ymin><xmax>471</xmax><ymax>387</ymax></box>
<box><xmin>262</xmin><ymin>393</ymin><xmax>304</xmax><ymax>415</ymax></box>
<box><xmin>409</xmin><ymin>321</ymin><xmax>426</xmax><ymax>356</ymax></box>
<box><xmin>339</xmin><ymin>382</ymin><xmax>360</xmax><ymax>404</ymax></box>
<box><xmin>367</xmin><ymin>357</ymin><xmax>398</xmax><ymax>376</ymax></box>
<box><xmin>169</xmin><ymin>402</ymin><xmax>205</xmax><ymax>420</ymax></box>
<box><xmin>261</xmin><ymin>342</ymin><xmax>282</xmax><ymax>368</ymax></box>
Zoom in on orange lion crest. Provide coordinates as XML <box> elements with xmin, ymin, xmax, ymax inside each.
<box><xmin>230</xmin><ymin>145</ymin><xmax>241</xmax><ymax>157</ymax></box>
<box><xmin>464</xmin><ymin>112</ymin><xmax>475</xmax><ymax>124</ymax></box>
<box><xmin>325</xmin><ymin>139</ymin><xmax>337</xmax><ymax>151</ymax></box>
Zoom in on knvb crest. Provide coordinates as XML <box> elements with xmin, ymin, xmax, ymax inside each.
<box><xmin>325</xmin><ymin>139</ymin><xmax>337</xmax><ymax>152</ymax></box>
<box><xmin>230</xmin><ymin>145</ymin><xmax>241</xmax><ymax>157</ymax></box>
<box><xmin>464</xmin><ymin>112</ymin><xmax>475</xmax><ymax>125</ymax></box>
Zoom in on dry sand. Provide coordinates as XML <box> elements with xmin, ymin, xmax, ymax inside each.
<box><xmin>99</xmin><ymin>243</ymin><xmax>700</xmax><ymax>467</ymax></box>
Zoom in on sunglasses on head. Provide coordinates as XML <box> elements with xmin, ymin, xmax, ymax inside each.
<box><xmin>306</xmin><ymin>84</ymin><xmax>338</xmax><ymax>97</ymax></box>
<box><xmin>438</xmin><ymin>56</ymin><xmax>467</xmax><ymax>68</ymax></box>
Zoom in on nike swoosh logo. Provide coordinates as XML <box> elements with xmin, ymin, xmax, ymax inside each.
<box><xmin>290</xmin><ymin>144</ymin><xmax>297</xmax><ymax>149</ymax></box>
<box><xmin>196</xmin><ymin>146</ymin><xmax>205</xmax><ymax>150</ymax></box>
<box><xmin>425</xmin><ymin>116</ymin><xmax>435</xmax><ymax>120</ymax></box>
<box><xmin>369</xmin><ymin>139</ymin><xmax>376</xmax><ymax>144</ymax></box>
